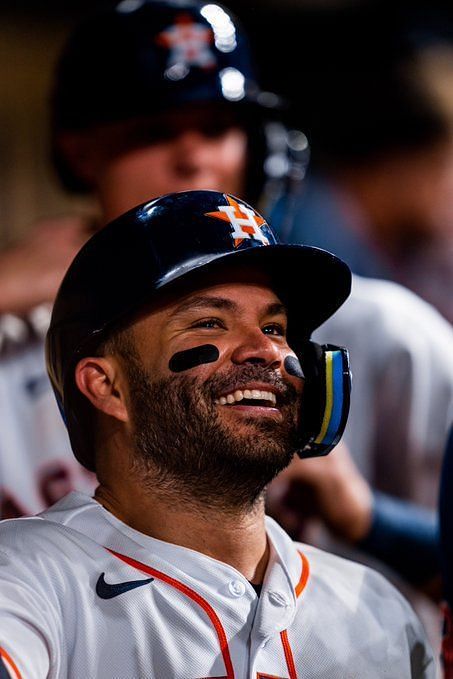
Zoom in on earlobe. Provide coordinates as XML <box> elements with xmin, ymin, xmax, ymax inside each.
<box><xmin>75</xmin><ymin>357</ymin><xmax>129</xmax><ymax>423</ymax></box>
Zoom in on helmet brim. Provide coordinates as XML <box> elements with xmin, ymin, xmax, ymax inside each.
<box><xmin>154</xmin><ymin>242</ymin><xmax>351</xmax><ymax>338</ymax></box>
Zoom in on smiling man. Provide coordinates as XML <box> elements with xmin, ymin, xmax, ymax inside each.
<box><xmin>0</xmin><ymin>191</ymin><xmax>434</xmax><ymax>678</ymax></box>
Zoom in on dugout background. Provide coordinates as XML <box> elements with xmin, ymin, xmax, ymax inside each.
<box><xmin>0</xmin><ymin>0</ymin><xmax>452</xmax><ymax>246</ymax></box>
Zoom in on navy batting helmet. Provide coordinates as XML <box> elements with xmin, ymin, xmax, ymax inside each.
<box><xmin>46</xmin><ymin>190</ymin><xmax>351</xmax><ymax>470</ymax></box>
<box><xmin>51</xmin><ymin>0</ymin><xmax>289</xmax><ymax>197</ymax></box>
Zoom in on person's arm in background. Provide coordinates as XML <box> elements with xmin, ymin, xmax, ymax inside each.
<box><xmin>0</xmin><ymin>216</ymin><xmax>93</xmax><ymax>315</ymax></box>
<box><xmin>357</xmin><ymin>491</ymin><xmax>439</xmax><ymax>591</ymax></box>
<box><xmin>0</xmin><ymin>217</ymin><xmax>94</xmax><ymax>353</ymax></box>
<box><xmin>267</xmin><ymin>442</ymin><xmax>440</xmax><ymax>592</ymax></box>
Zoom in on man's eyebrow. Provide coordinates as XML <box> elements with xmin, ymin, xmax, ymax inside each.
<box><xmin>172</xmin><ymin>296</ymin><xmax>238</xmax><ymax>316</ymax></box>
<box><xmin>171</xmin><ymin>296</ymin><xmax>287</xmax><ymax>317</ymax></box>
<box><xmin>266</xmin><ymin>302</ymin><xmax>288</xmax><ymax>317</ymax></box>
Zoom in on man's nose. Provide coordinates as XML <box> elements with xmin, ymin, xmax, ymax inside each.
<box><xmin>175</xmin><ymin>130</ymin><xmax>215</xmax><ymax>158</ymax></box>
<box><xmin>230</xmin><ymin>329</ymin><xmax>282</xmax><ymax>368</ymax></box>
<box><xmin>173</xmin><ymin>130</ymin><xmax>222</xmax><ymax>172</ymax></box>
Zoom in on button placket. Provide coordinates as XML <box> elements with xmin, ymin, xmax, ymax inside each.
<box><xmin>228</xmin><ymin>579</ymin><xmax>246</xmax><ymax>597</ymax></box>
<box><xmin>267</xmin><ymin>590</ymin><xmax>290</xmax><ymax>607</ymax></box>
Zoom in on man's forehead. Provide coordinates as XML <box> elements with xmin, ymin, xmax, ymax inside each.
<box><xmin>171</xmin><ymin>288</ymin><xmax>285</xmax><ymax>317</ymax></box>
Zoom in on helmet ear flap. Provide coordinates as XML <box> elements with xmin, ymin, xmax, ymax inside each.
<box><xmin>296</xmin><ymin>340</ymin><xmax>351</xmax><ymax>458</ymax></box>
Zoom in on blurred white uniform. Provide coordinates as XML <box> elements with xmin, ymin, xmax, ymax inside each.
<box><xmin>0</xmin><ymin>338</ymin><xmax>95</xmax><ymax>517</ymax></box>
<box><xmin>315</xmin><ymin>274</ymin><xmax>453</xmax><ymax>507</ymax></box>
<box><xmin>0</xmin><ymin>492</ymin><xmax>435</xmax><ymax>679</ymax></box>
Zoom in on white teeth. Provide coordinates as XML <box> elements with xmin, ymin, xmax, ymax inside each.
<box><xmin>215</xmin><ymin>389</ymin><xmax>277</xmax><ymax>406</ymax></box>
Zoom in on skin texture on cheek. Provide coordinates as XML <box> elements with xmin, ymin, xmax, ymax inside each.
<box><xmin>284</xmin><ymin>355</ymin><xmax>304</xmax><ymax>380</ymax></box>
<box><xmin>168</xmin><ymin>344</ymin><xmax>220</xmax><ymax>373</ymax></box>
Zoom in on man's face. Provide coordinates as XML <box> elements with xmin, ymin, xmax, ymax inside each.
<box><xmin>117</xmin><ymin>269</ymin><xmax>303</xmax><ymax>510</ymax></box>
<box><xmin>94</xmin><ymin>105</ymin><xmax>248</xmax><ymax>221</ymax></box>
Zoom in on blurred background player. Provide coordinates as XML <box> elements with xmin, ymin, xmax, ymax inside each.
<box><xmin>265</xmin><ymin>2</ymin><xmax>453</xmax><ymax>324</ymax></box>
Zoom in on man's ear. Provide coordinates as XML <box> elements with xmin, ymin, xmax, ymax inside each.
<box><xmin>75</xmin><ymin>356</ymin><xmax>129</xmax><ymax>423</ymax></box>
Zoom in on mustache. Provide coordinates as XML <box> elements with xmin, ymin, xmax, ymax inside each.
<box><xmin>203</xmin><ymin>364</ymin><xmax>299</xmax><ymax>406</ymax></box>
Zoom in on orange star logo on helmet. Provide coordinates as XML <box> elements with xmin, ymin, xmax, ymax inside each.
<box><xmin>205</xmin><ymin>195</ymin><xmax>269</xmax><ymax>248</ymax></box>
<box><xmin>156</xmin><ymin>13</ymin><xmax>216</xmax><ymax>71</ymax></box>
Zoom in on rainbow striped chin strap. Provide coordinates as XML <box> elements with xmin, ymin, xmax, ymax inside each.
<box><xmin>298</xmin><ymin>343</ymin><xmax>351</xmax><ymax>459</ymax></box>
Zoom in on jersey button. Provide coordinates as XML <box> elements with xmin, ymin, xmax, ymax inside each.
<box><xmin>268</xmin><ymin>591</ymin><xmax>289</xmax><ymax>607</ymax></box>
<box><xmin>228</xmin><ymin>580</ymin><xmax>246</xmax><ymax>597</ymax></box>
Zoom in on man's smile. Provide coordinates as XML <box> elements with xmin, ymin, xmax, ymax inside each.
<box><xmin>213</xmin><ymin>382</ymin><xmax>284</xmax><ymax>417</ymax></box>
<box><xmin>214</xmin><ymin>388</ymin><xmax>277</xmax><ymax>407</ymax></box>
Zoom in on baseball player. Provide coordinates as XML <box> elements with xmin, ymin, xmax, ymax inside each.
<box><xmin>0</xmin><ymin>191</ymin><xmax>434</xmax><ymax>678</ymax></box>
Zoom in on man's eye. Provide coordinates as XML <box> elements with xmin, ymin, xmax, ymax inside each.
<box><xmin>191</xmin><ymin>318</ymin><xmax>225</xmax><ymax>329</ymax></box>
<box><xmin>262</xmin><ymin>323</ymin><xmax>286</xmax><ymax>336</ymax></box>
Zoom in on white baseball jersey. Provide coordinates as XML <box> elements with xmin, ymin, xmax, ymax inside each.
<box><xmin>0</xmin><ymin>341</ymin><xmax>96</xmax><ymax>518</ymax></box>
<box><xmin>0</xmin><ymin>492</ymin><xmax>435</xmax><ymax>678</ymax></box>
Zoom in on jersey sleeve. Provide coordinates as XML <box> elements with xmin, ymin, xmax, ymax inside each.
<box><xmin>0</xmin><ymin>533</ymin><xmax>61</xmax><ymax>678</ymax></box>
<box><xmin>0</xmin><ymin>621</ymin><xmax>50</xmax><ymax>679</ymax></box>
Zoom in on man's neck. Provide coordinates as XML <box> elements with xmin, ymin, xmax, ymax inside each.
<box><xmin>94</xmin><ymin>479</ymin><xmax>269</xmax><ymax>584</ymax></box>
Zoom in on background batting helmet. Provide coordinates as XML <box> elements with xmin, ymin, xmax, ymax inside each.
<box><xmin>51</xmin><ymin>0</ymin><xmax>296</xmax><ymax>201</ymax></box>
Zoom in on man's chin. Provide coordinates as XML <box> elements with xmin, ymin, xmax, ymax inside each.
<box><xmin>221</xmin><ymin>426</ymin><xmax>297</xmax><ymax>469</ymax></box>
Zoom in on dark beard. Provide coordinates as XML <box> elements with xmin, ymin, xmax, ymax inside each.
<box><xmin>126</xmin><ymin>360</ymin><xmax>300</xmax><ymax>513</ymax></box>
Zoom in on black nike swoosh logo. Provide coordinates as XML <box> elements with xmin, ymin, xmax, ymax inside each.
<box><xmin>96</xmin><ymin>572</ymin><xmax>154</xmax><ymax>599</ymax></box>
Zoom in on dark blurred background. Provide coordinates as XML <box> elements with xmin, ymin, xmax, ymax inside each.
<box><xmin>2</xmin><ymin>0</ymin><xmax>453</xmax><ymax>245</ymax></box>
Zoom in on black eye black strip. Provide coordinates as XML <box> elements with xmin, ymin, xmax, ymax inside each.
<box><xmin>168</xmin><ymin>344</ymin><xmax>220</xmax><ymax>372</ymax></box>
<box><xmin>284</xmin><ymin>355</ymin><xmax>304</xmax><ymax>379</ymax></box>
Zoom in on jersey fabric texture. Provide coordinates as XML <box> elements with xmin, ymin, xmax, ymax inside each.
<box><xmin>0</xmin><ymin>492</ymin><xmax>435</xmax><ymax>679</ymax></box>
